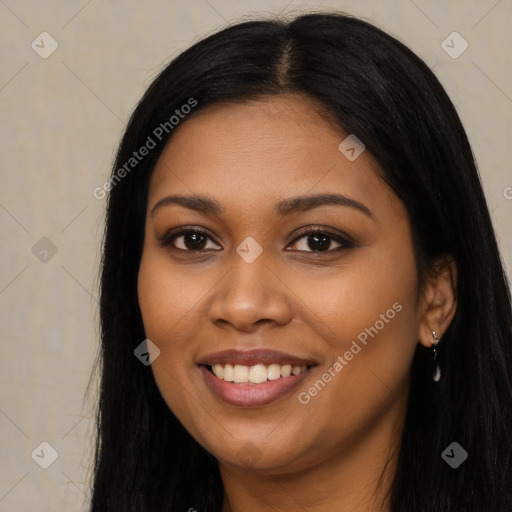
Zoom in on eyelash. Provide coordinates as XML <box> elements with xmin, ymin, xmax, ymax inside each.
<box><xmin>158</xmin><ymin>226</ymin><xmax>355</xmax><ymax>254</ymax></box>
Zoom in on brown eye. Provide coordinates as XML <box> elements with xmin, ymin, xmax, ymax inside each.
<box><xmin>160</xmin><ymin>229</ymin><xmax>221</xmax><ymax>251</ymax></box>
<box><xmin>288</xmin><ymin>229</ymin><xmax>354</xmax><ymax>253</ymax></box>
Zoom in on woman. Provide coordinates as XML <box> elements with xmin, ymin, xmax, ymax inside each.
<box><xmin>88</xmin><ymin>12</ymin><xmax>512</xmax><ymax>511</ymax></box>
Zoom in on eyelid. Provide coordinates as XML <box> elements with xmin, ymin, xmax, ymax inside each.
<box><xmin>288</xmin><ymin>225</ymin><xmax>355</xmax><ymax>247</ymax></box>
<box><xmin>157</xmin><ymin>226</ymin><xmax>221</xmax><ymax>249</ymax></box>
<box><xmin>158</xmin><ymin>225</ymin><xmax>355</xmax><ymax>254</ymax></box>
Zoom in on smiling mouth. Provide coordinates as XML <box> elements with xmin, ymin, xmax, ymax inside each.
<box><xmin>202</xmin><ymin>363</ymin><xmax>317</xmax><ymax>384</ymax></box>
<box><xmin>199</xmin><ymin>362</ymin><xmax>318</xmax><ymax>407</ymax></box>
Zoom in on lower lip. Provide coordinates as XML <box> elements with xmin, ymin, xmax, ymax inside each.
<box><xmin>199</xmin><ymin>365</ymin><xmax>316</xmax><ymax>407</ymax></box>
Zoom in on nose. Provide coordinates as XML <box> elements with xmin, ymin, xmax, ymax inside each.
<box><xmin>208</xmin><ymin>251</ymin><xmax>294</xmax><ymax>333</ymax></box>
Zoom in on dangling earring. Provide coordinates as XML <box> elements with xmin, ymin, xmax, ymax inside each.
<box><xmin>431</xmin><ymin>330</ymin><xmax>441</xmax><ymax>382</ymax></box>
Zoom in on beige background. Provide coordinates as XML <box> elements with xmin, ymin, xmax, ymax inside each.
<box><xmin>0</xmin><ymin>1</ymin><xmax>511</xmax><ymax>510</ymax></box>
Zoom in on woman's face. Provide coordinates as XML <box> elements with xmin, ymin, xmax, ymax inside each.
<box><xmin>137</xmin><ymin>94</ymin><xmax>428</xmax><ymax>474</ymax></box>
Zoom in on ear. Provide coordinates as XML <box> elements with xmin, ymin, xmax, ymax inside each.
<box><xmin>418</xmin><ymin>255</ymin><xmax>458</xmax><ymax>348</ymax></box>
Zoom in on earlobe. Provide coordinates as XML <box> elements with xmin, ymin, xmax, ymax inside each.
<box><xmin>418</xmin><ymin>255</ymin><xmax>458</xmax><ymax>349</ymax></box>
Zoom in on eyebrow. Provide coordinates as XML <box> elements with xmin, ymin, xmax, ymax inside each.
<box><xmin>150</xmin><ymin>193</ymin><xmax>373</xmax><ymax>219</ymax></box>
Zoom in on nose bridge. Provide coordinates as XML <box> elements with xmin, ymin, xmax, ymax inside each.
<box><xmin>208</xmin><ymin>245</ymin><xmax>292</xmax><ymax>330</ymax></box>
<box><xmin>231</xmin><ymin>247</ymin><xmax>269</xmax><ymax>296</ymax></box>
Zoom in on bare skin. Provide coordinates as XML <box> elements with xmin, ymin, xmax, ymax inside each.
<box><xmin>137</xmin><ymin>94</ymin><xmax>457</xmax><ymax>511</ymax></box>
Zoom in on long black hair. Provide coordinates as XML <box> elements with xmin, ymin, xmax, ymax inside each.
<box><xmin>87</xmin><ymin>12</ymin><xmax>512</xmax><ymax>511</ymax></box>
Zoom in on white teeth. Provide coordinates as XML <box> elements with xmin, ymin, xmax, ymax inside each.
<box><xmin>292</xmin><ymin>365</ymin><xmax>302</xmax><ymax>376</ymax></box>
<box><xmin>223</xmin><ymin>364</ymin><xmax>234</xmax><ymax>382</ymax></box>
<box><xmin>213</xmin><ymin>364</ymin><xmax>224</xmax><ymax>379</ymax></box>
<box><xmin>233</xmin><ymin>365</ymin><xmax>249</xmax><ymax>383</ymax></box>
<box><xmin>280</xmin><ymin>364</ymin><xmax>292</xmax><ymax>377</ymax></box>
<box><xmin>249</xmin><ymin>364</ymin><xmax>267</xmax><ymax>384</ymax></box>
<box><xmin>267</xmin><ymin>364</ymin><xmax>281</xmax><ymax>380</ymax></box>
<box><xmin>210</xmin><ymin>363</ymin><xmax>309</xmax><ymax>383</ymax></box>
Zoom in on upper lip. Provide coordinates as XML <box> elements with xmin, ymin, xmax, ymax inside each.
<box><xmin>197</xmin><ymin>349</ymin><xmax>317</xmax><ymax>367</ymax></box>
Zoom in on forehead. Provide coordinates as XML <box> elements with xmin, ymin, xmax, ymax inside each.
<box><xmin>147</xmin><ymin>94</ymin><xmax>392</xmax><ymax>219</ymax></box>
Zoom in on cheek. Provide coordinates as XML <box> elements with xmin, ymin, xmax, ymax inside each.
<box><xmin>299</xmin><ymin>237</ymin><xmax>414</xmax><ymax>349</ymax></box>
<box><xmin>137</xmin><ymin>251</ymin><xmax>205</xmax><ymax>421</ymax></box>
<box><xmin>295</xmin><ymin>240</ymin><xmax>420</xmax><ymax>427</ymax></box>
<box><xmin>137</xmin><ymin>250</ymin><xmax>202</xmax><ymax>345</ymax></box>
<box><xmin>291</xmin><ymin>245</ymin><xmax>418</xmax><ymax>351</ymax></box>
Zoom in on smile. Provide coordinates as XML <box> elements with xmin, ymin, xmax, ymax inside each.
<box><xmin>196</xmin><ymin>348</ymin><xmax>319</xmax><ymax>407</ymax></box>
<box><xmin>210</xmin><ymin>363</ymin><xmax>310</xmax><ymax>383</ymax></box>
<box><xmin>198</xmin><ymin>363</ymin><xmax>317</xmax><ymax>407</ymax></box>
